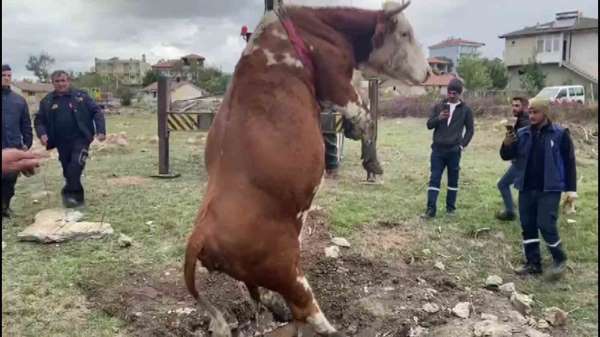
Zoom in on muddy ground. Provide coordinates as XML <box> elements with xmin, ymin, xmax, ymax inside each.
<box><xmin>80</xmin><ymin>209</ymin><xmax>569</xmax><ymax>337</ymax></box>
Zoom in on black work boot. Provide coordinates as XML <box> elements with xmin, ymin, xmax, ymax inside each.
<box><xmin>514</xmin><ymin>263</ymin><xmax>543</xmax><ymax>276</ymax></box>
<box><xmin>421</xmin><ymin>208</ymin><xmax>436</xmax><ymax>219</ymax></box>
<box><xmin>495</xmin><ymin>210</ymin><xmax>516</xmax><ymax>221</ymax></box>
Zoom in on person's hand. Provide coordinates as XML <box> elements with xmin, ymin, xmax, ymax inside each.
<box><xmin>1</xmin><ymin>149</ymin><xmax>41</xmax><ymax>175</ymax></box>
<box><xmin>96</xmin><ymin>133</ymin><xmax>106</xmax><ymax>142</ymax></box>
<box><xmin>562</xmin><ymin>191</ymin><xmax>577</xmax><ymax>214</ymax></box>
<box><xmin>503</xmin><ymin>130</ymin><xmax>517</xmax><ymax>146</ymax></box>
<box><xmin>439</xmin><ymin>110</ymin><xmax>450</xmax><ymax>120</ymax></box>
<box><xmin>40</xmin><ymin>134</ymin><xmax>48</xmax><ymax>146</ymax></box>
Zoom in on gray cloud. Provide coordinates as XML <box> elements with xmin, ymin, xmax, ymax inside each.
<box><xmin>2</xmin><ymin>0</ymin><xmax>597</xmax><ymax>80</ymax></box>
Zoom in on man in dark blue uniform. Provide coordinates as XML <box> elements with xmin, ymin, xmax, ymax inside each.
<box><xmin>500</xmin><ymin>99</ymin><xmax>577</xmax><ymax>279</ymax></box>
<box><xmin>2</xmin><ymin>64</ymin><xmax>33</xmax><ymax>217</ymax></box>
<box><xmin>34</xmin><ymin>70</ymin><xmax>106</xmax><ymax>208</ymax></box>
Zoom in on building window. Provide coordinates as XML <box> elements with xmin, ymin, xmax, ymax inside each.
<box><xmin>553</xmin><ymin>36</ymin><xmax>560</xmax><ymax>51</ymax></box>
<box><xmin>537</xmin><ymin>39</ymin><xmax>544</xmax><ymax>52</ymax></box>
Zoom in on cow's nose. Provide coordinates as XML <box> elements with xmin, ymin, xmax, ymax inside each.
<box><xmin>423</xmin><ymin>67</ymin><xmax>432</xmax><ymax>83</ymax></box>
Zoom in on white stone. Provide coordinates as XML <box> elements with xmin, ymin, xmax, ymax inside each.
<box><xmin>118</xmin><ymin>233</ymin><xmax>133</xmax><ymax>248</ymax></box>
<box><xmin>17</xmin><ymin>208</ymin><xmax>113</xmax><ymax>243</ymax></box>
<box><xmin>499</xmin><ymin>282</ymin><xmax>516</xmax><ymax>295</ymax></box>
<box><xmin>452</xmin><ymin>302</ymin><xmax>471</xmax><ymax>319</ymax></box>
<box><xmin>536</xmin><ymin>319</ymin><xmax>550</xmax><ymax>329</ymax></box>
<box><xmin>422</xmin><ymin>248</ymin><xmax>431</xmax><ymax>255</ymax></box>
<box><xmin>434</xmin><ymin>261</ymin><xmax>445</xmax><ymax>271</ymax></box>
<box><xmin>510</xmin><ymin>292</ymin><xmax>534</xmax><ymax>315</ymax></box>
<box><xmin>409</xmin><ymin>326</ymin><xmax>428</xmax><ymax>337</ymax></box>
<box><xmin>331</xmin><ymin>237</ymin><xmax>351</xmax><ymax>248</ymax></box>
<box><xmin>422</xmin><ymin>303</ymin><xmax>440</xmax><ymax>313</ymax></box>
<box><xmin>485</xmin><ymin>275</ymin><xmax>503</xmax><ymax>289</ymax></box>
<box><xmin>566</xmin><ymin>219</ymin><xmax>577</xmax><ymax>224</ymax></box>
<box><xmin>324</xmin><ymin>246</ymin><xmax>340</xmax><ymax>259</ymax></box>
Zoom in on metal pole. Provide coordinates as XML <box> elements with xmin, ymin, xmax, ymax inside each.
<box><xmin>154</xmin><ymin>76</ymin><xmax>179</xmax><ymax>178</ymax></box>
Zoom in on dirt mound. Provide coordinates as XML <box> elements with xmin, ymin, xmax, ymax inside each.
<box><xmin>80</xmin><ymin>210</ymin><xmax>569</xmax><ymax>337</ymax></box>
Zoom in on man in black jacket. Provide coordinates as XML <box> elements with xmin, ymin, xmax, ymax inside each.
<box><xmin>496</xmin><ymin>96</ymin><xmax>530</xmax><ymax>221</ymax></box>
<box><xmin>500</xmin><ymin>99</ymin><xmax>576</xmax><ymax>279</ymax></box>
<box><xmin>423</xmin><ymin>79</ymin><xmax>474</xmax><ymax>218</ymax></box>
<box><xmin>2</xmin><ymin>64</ymin><xmax>33</xmax><ymax>217</ymax></box>
<box><xmin>34</xmin><ymin>70</ymin><xmax>106</xmax><ymax>208</ymax></box>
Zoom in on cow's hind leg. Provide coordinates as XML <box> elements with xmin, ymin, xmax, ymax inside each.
<box><xmin>246</xmin><ymin>283</ymin><xmax>293</xmax><ymax>322</ymax></box>
<box><xmin>282</xmin><ymin>271</ymin><xmax>342</xmax><ymax>337</ymax></box>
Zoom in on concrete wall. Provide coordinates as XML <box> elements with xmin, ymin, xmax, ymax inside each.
<box><xmin>506</xmin><ymin>64</ymin><xmax>597</xmax><ymax>98</ymax></box>
<box><xmin>503</xmin><ymin>36</ymin><xmax>538</xmax><ymax>67</ymax></box>
<box><xmin>569</xmin><ymin>30</ymin><xmax>598</xmax><ymax>79</ymax></box>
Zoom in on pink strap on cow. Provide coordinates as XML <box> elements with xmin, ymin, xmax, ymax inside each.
<box><xmin>278</xmin><ymin>10</ymin><xmax>315</xmax><ymax>77</ymax></box>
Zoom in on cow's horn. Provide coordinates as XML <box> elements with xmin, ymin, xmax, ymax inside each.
<box><xmin>384</xmin><ymin>0</ymin><xmax>411</xmax><ymax>19</ymax></box>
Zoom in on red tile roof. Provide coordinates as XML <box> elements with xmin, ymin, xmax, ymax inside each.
<box><xmin>182</xmin><ymin>53</ymin><xmax>205</xmax><ymax>60</ymax></box>
<box><xmin>427</xmin><ymin>57</ymin><xmax>450</xmax><ymax>64</ymax></box>
<box><xmin>429</xmin><ymin>38</ymin><xmax>485</xmax><ymax>49</ymax></box>
<box><xmin>422</xmin><ymin>74</ymin><xmax>457</xmax><ymax>87</ymax></box>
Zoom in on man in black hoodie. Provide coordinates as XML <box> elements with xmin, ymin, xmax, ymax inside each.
<box><xmin>423</xmin><ymin>79</ymin><xmax>474</xmax><ymax>218</ymax></box>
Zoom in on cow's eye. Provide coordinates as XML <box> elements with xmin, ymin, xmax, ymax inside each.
<box><xmin>401</xmin><ymin>32</ymin><xmax>408</xmax><ymax>37</ymax></box>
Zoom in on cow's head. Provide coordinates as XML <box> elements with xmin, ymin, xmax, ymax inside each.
<box><xmin>361</xmin><ymin>0</ymin><xmax>430</xmax><ymax>85</ymax></box>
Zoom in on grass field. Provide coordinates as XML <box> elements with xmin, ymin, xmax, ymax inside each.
<box><xmin>2</xmin><ymin>112</ymin><xmax>598</xmax><ymax>337</ymax></box>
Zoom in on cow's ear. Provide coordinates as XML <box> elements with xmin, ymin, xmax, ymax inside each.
<box><xmin>372</xmin><ymin>15</ymin><xmax>386</xmax><ymax>49</ymax></box>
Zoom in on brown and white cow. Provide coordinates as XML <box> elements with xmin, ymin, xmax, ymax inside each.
<box><xmin>184</xmin><ymin>2</ymin><xmax>429</xmax><ymax>336</ymax></box>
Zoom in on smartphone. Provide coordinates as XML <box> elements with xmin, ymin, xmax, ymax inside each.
<box><xmin>443</xmin><ymin>103</ymin><xmax>450</xmax><ymax>110</ymax></box>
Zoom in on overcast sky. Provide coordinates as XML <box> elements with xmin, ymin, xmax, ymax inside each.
<box><xmin>2</xmin><ymin>0</ymin><xmax>597</xmax><ymax>80</ymax></box>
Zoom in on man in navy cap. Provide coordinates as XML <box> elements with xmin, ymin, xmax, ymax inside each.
<box><xmin>422</xmin><ymin>78</ymin><xmax>474</xmax><ymax>218</ymax></box>
<box><xmin>2</xmin><ymin>64</ymin><xmax>33</xmax><ymax>218</ymax></box>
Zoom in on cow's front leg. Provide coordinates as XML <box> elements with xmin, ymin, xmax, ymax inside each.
<box><xmin>320</xmin><ymin>96</ymin><xmax>373</xmax><ymax>142</ymax></box>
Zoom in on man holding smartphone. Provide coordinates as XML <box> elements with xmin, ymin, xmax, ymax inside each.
<box><xmin>495</xmin><ymin>97</ymin><xmax>530</xmax><ymax>221</ymax></box>
<box><xmin>423</xmin><ymin>78</ymin><xmax>474</xmax><ymax>218</ymax></box>
<box><xmin>500</xmin><ymin>99</ymin><xmax>576</xmax><ymax>278</ymax></box>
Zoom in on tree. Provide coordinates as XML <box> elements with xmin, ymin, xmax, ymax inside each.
<box><xmin>190</xmin><ymin>65</ymin><xmax>231</xmax><ymax>95</ymax></box>
<box><xmin>117</xmin><ymin>86</ymin><xmax>134</xmax><ymax>106</ymax></box>
<box><xmin>456</xmin><ymin>55</ymin><xmax>492</xmax><ymax>91</ymax></box>
<box><xmin>482</xmin><ymin>58</ymin><xmax>508</xmax><ymax>90</ymax></box>
<box><xmin>26</xmin><ymin>52</ymin><xmax>55</xmax><ymax>82</ymax></box>
<box><xmin>142</xmin><ymin>70</ymin><xmax>159</xmax><ymax>87</ymax></box>
<box><xmin>519</xmin><ymin>61</ymin><xmax>546</xmax><ymax>95</ymax></box>
<box><xmin>71</xmin><ymin>72</ymin><xmax>115</xmax><ymax>92</ymax></box>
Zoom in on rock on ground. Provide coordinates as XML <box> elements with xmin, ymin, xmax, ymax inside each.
<box><xmin>17</xmin><ymin>208</ymin><xmax>113</xmax><ymax>243</ymax></box>
<box><xmin>543</xmin><ymin>306</ymin><xmax>568</xmax><ymax>326</ymax></box>
<box><xmin>472</xmin><ymin>319</ymin><xmax>512</xmax><ymax>337</ymax></box>
<box><xmin>452</xmin><ymin>302</ymin><xmax>471</xmax><ymax>319</ymax></box>
<box><xmin>510</xmin><ymin>292</ymin><xmax>533</xmax><ymax>315</ymax></box>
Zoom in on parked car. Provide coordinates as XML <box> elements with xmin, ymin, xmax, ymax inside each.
<box><xmin>533</xmin><ymin>85</ymin><xmax>586</xmax><ymax>104</ymax></box>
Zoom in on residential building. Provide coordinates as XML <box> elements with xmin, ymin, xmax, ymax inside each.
<box><xmin>381</xmin><ymin>59</ymin><xmax>459</xmax><ymax>96</ymax></box>
<box><xmin>499</xmin><ymin>10</ymin><xmax>598</xmax><ymax>97</ymax></box>
<box><xmin>151</xmin><ymin>54</ymin><xmax>206</xmax><ymax>81</ymax></box>
<box><xmin>428</xmin><ymin>57</ymin><xmax>452</xmax><ymax>75</ymax></box>
<box><xmin>428</xmin><ymin>38</ymin><xmax>485</xmax><ymax>73</ymax></box>
<box><xmin>94</xmin><ymin>55</ymin><xmax>151</xmax><ymax>85</ymax></box>
<box><xmin>11</xmin><ymin>81</ymin><xmax>54</xmax><ymax>111</ymax></box>
<box><xmin>141</xmin><ymin>79</ymin><xmax>207</xmax><ymax>103</ymax></box>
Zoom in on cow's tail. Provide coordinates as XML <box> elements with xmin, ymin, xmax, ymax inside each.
<box><xmin>184</xmin><ymin>227</ymin><xmax>232</xmax><ymax>336</ymax></box>
<box><xmin>184</xmin><ymin>228</ymin><xmax>205</xmax><ymax>300</ymax></box>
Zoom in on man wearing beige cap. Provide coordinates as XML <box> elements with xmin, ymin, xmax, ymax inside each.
<box><xmin>500</xmin><ymin>99</ymin><xmax>577</xmax><ymax>280</ymax></box>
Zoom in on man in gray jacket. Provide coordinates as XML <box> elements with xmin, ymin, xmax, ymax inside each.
<box><xmin>2</xmin><ymin>64</ymin><xmax>33</xmax><ymax>217</ymax></box>
<box><xmin>423</xmin><ymin>79</ymin><xmax>474</xmax><ymax>218</ymax></box>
